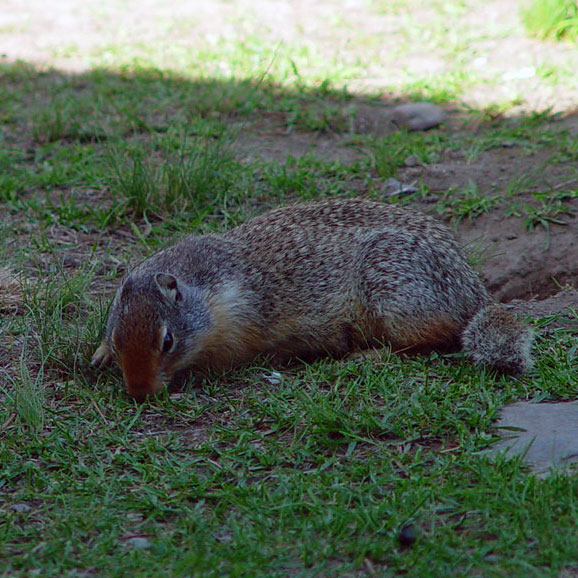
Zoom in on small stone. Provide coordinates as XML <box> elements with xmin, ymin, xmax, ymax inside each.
<box><xmin>126</xmin><ymin>512</ymin><xmax>145</xmax><ymax>522</ymax></box>
<box><xmin>501</xmin><ymin>67</ymin><xmax>536</xmax><ymax>82</ymax></box>
<box><xmin>404</xmin><ymin>154</ymin><xmax>421</xmax><ymax>167</ymax></box>
<box><xmin>391</xmin><ymin>102</ymin><xmax>445</xmax><ymax>131</ymax></box>
<box><xmin>124</xmin><ymin>536</ymin><xmax>152</xmax><ymax>550</ymax></box>
<box><xmin>10</xmin><ymin>503</ymin><xmax>32</xmax><ymax>513</ymax></box>
<box><xmin>260</xmin><ymin>372</ymin><xmax>283</xmax><ymax>385</ymax></box>
<box><xmin>398</xmin><ymin>524</ymin><xmax>418</xmax><ymax>547</ymax></box>
<box><xmin>383</xmin><ymin>178</ymin><xmax>419</xmax><ymax>198</ymax></box>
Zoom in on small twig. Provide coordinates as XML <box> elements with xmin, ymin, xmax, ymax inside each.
<box><xmin>0</xmin><ymin>412</ymin><xmax>17</xmax><ymax>431</ymax></box>
<box><xmin>551</xmin><ymin>177</ymin><xmax>578</xmax><ymax>191</ymax></box>
<box><xmin>91</xmin><ymin>400</ymin><xmax>110</xmax><ymax>426</ymax></box>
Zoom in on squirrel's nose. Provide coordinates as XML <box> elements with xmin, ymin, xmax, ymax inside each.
<box><xmin>128</xmin><ymin>389</ymin><xmax>149</xmax><ymax>403</ymax></box>
<box><xmin>126</xmin><ymin>385</ymin><xmax>161</xmax><ymax>403</ymax></box>
<box><xmin>120</xmin><ymin>359</ymin><xmax>164</xmax><ymax>402</ymax></box>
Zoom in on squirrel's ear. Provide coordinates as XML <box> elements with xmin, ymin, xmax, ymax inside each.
<box><xmin>155</xmin><ymin>273</ymin><xmax>183</xmax><ymax>303</ymax></box>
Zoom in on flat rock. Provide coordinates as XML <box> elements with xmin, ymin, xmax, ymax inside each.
<box><xmin>489</xmin><ymin>401</ymin><xmax>578</xmax><ymax>476</ymax></box>
<box><xmin>382</xmin><ymin>178</ymin><xmax>418</xmax><ymax>198</ymax></box>
<box><xmin>10</xmin><ymin>503</ymin><xmax>32</xmax><ymax>513</ymax></box>
<box><xmin>391</xmin><ymin>102</ymin><xmax>445</xmax><ymax>131</ymax></box>
<box><xmin>123</xmin><ymin>536</ymin><xmax>152</xmax><ymax>550</ymax></box>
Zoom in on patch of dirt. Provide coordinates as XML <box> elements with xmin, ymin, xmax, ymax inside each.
<box><xmin>236</xmin><ymin>103</ymin><xmax>399</xmax><ymax>163</ymax></box>
<box><xmin>403</xmin><ymin>145</ymin><xmax>578</xmax><ymax>196</ymax></box>
<box><xmin>457</xmin><ymin>208</ymin><xmax>578</xmax><ymax>302</ymax></box>
<box><xmin>237</xmin><ymin>124</ymin><xmax>363</xmax><ymax>165</ymax></box>
<box><xmin>508</xmin><ymin>288</ymin><xmax>578</xmax><ymax>330</ymax></box>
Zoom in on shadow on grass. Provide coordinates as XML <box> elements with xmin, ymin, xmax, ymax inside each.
<box><xmin>3</xmin><ymin>59</ymin><xmax>578</xmax><ymax>296</ymax></box>
<box><xmin>2</xmin><ymin>59</ymin><xmax>400</xmax><ymax>146</ymax></box>
<box><xmin>2</xmin><ymin>60</ymin><xmax>578</xmax><ymax>578</ymax></box>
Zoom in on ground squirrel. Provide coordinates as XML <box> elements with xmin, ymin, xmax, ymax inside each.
<box><xmin>92</xmin><ymin>198</ymin><xmax>533</xmax><ymax>401</ymax></box>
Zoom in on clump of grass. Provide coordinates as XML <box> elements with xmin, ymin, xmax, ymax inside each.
<box><xmin>287</xmin><ymin>101</ymin><xmax>356</xmax><ymax>133</ymax></box>
<box><xmin>1</xmin><ymin>267</ymin><xmax>98</xmax><ymax>438</ymax></box>
<box><xmin>367</xmin><ymin>131</ymin><xmax>442</xmax><ymax>179</ymax></box>
<box><xmin>437</xmin><ymin>181</ymin><xmax>499</xmax><ymax>222</ymax></box>
<box><xmin>5</xmin><ymin>343</ymin><xmax>47</xmax><ymax>437</ymax></box>
<box><xmin>31</xmin><ymin>107</ymin><xmax>68</xmax><ymax>144</ymax></box>
<box><xmin>368</xmin><ymin>137</ymin><xmax>408</xmax><ymax>179</ymax></box>
<box><xmin>259</xmin><ymin>154</ymin><xmax>357</xmax><ymax>200</ymax></box>
<box><xmin>19</xmin><ymin>265</ymin><xmax>102</xmax><ymax>382</ymax></box>
<box><xmin>107</xmin><ymin>136</ymin><xmax>242</xmax><ymax>218</ymax></box>
<box><xmin>107</xmin><ymin>147</ymin><xmax>159</xmax><ymax>216</ymax></box>
<box><xmin>30</xmin><ymin>94</ymin><xmax>110</xmax><ymax>145</ymax></box>
<box><xmin>522</xmin><ymin>0</ymin><xmax>578</xmax><ymax>42</ymax></box>
<box><xmin>506</xmin><ymin>191</ymin><xmax>575</xmax><ymax>249</ymax></box>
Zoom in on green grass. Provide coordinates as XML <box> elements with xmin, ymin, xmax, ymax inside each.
<box><xmin>522</xmin><ymin>0</ymin><xmax>578</xmax><ymax>42</ymax></box>
<box><xmin>367</xmin><ymin>130</ymin><xmax>444</xmax><ymax>179</ymax></box>
<box><xmin>437</xmin><ymin>181</ymin><xmax>500</xmax><ymax>222</ymax></box>
<box><xmin>2</xmin><ymin>327</ymin><xmax>578</xmax><ymax>576</ymax></box>
<box><xmin>2</xmin><ymin>1</ymin><xmax>578</xmax><ymax>575</ymax></box>
<box><xmin>105</xmin><ymin>134</ymin><xmax>243</xmax><ymax>218</ymax></box>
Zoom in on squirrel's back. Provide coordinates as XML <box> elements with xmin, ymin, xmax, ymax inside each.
<box><xmin>223</xmin><ymin>199</ymin><xmax>491</xmax><ymax>354</ymax></box>
<box><xmin>93</xmin><ymin>198</ymin><xmax>533</xmax><ymax>401</ymax></box>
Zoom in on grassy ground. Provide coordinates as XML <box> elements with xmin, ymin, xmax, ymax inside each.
<box><xmin>2</xmin><ymin>1</ymin><xmax>578</xmax><ymax>576</ymax></box>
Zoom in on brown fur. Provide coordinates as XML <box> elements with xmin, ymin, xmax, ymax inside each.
<box><xmin>93</xmin><ymin>199</ymin><xmax>534</xmax><ymax>400</ymax></box>
<box><xmin>118</xmin><ymin>348</ymin><xmax>162</xmax><ymax>401</ymax></box>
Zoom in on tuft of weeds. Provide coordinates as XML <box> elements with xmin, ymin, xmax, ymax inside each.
<box><xmin>30</xmin><ymin>92</ymin><xmax>110</xmax><ymax>145</ymax></box>
<box><xmin>106</xmin><ymin>146</ymin><xmax>159</xmax><ymax>216</ymax></box>
<box><xmin>106</xmin><ymin>134</ymin><xmax>244</xmax><ymax>218</ymax></box>
<box><xmin>0</xmin><ymin>149</ymin><xmax>28</xmax><ymax>202</ymax></box>
<box><xmin>259</xmin><ymin>154</ymin><xmax>361</xmax><ymax>201</ymax></box>
<box><xmin>366</xmin><ymin>130</ymin><xmax>443</xmax><ymax>179</ymax></box>
<box><xmin>522</xmin><ymin>0</ymin><xmax>578</xmax><ymax>42</ymax></box>
<box><xmin>4</xmin><ymin>339</ymin><xmax>47</xmax><ymax>438</ymax></box>
<box><xmin>17</xmin><ymin>264</ymin><xmax>103</xmax><ymax>382</ymax></box>
<box><xmin>507</xmin><ymin>190</ymin><xmax>576</xmax><ymax>248</ymax></box>
<box><xmin>286</xmin><ymin>100</ymin><xmax>357</xmax><ymax>133</ymax></box>
<box><xmin>437</xmin><ymin>181</ymin><xmax>499</xmax><ymax>222</ymax></box>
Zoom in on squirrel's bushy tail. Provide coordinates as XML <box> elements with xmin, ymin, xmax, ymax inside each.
<box><xmin>461</xmin><ymin>304</ymin><xmax>534</xmax><ymax>375</ymax></box>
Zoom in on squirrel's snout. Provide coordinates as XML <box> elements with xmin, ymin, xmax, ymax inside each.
<box><xmin>118</xmin><ymin>351</ymin><xmax>164</xmax><ymax>402</ymax></box>
<box><xmin>125</xmin><ymin>379</ymin><xmax>165</xmax><ymax>402</ymax></box>
<box><xmin>126</xmin><ymin>387</ymin><xmax>158</xmax><ymax>403</ymax></box>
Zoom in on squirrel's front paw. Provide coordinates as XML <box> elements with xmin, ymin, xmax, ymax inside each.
<box><xmin>91</xmin><ymin>340</ymin><xmax>114</xmax><ymax>368</ymax></box>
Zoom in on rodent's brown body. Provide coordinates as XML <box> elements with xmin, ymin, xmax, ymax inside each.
<box><xmin>92</xmin><ymin>199</ymin><xmax>533</xmax><ymax>401</ymax></box>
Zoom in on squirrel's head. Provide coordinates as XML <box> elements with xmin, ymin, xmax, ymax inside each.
<box><xmin>109</xmin><ymin>272</ymin><xmax>210</xmax><ymax>401</ymax></box>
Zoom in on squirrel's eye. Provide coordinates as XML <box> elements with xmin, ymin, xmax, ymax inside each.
<box><xmin>162</xmin><ymin>330</ymin><xmax>174</xmax><ymax>353</ymax></box>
